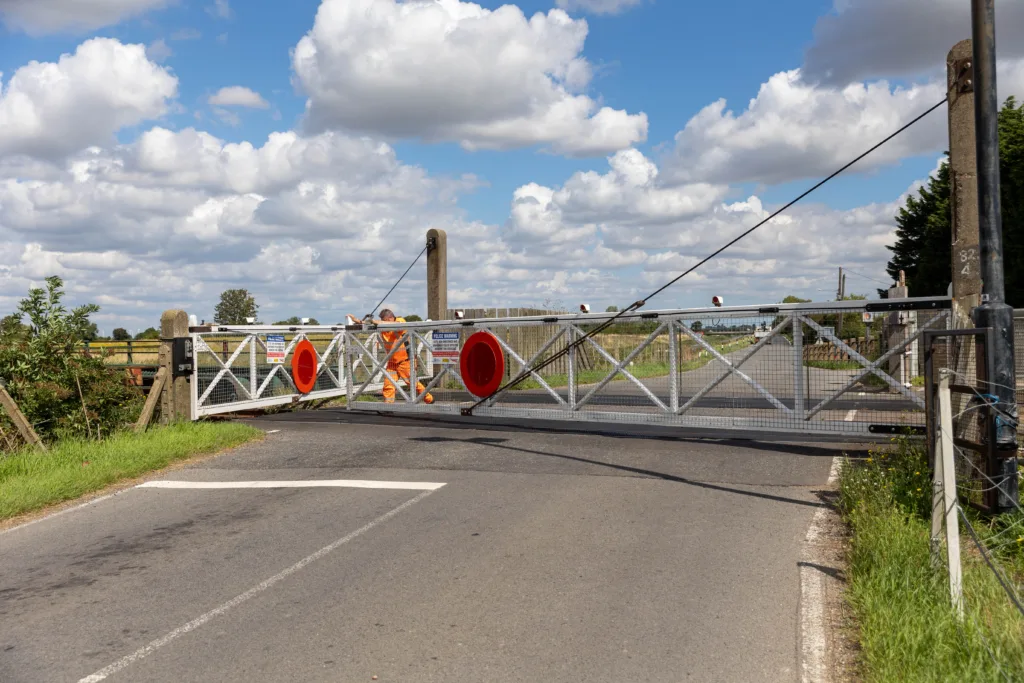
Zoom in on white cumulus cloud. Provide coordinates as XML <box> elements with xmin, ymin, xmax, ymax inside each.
<box><xmin>803</xmin><ymin>0</ymin><xmax>1024</xmax><ymax>85</ymax></box>
<box><xmin>208</xmin><ymin>86</ymin><xmax>269</xmax><ymax>109</ymax></box>
<box><xmin>0</xmin><ymin>0</ymin><xmax>171</xmax><ymax>35</ymax></box>
<box><xmin>292</xmin><ymin>0</ymin><xmax>647</xmax><ymax>156</ymax></box>
<box><xmin>556</xmin><ymin>0</ymin><xmax>644</xmax><ymax>15</ymax></box>
<box><xmin>0</xmin><ymin>38</ymin><xmax>178</xmax><ymax>159</ymax></box>
<box><xmin>663</xmin><ymin>64</ymin><xmax>1024</xmax><ymax>187</ymax></box>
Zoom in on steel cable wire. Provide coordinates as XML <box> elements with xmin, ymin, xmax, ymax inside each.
<box><xmin>465</xmin><ymin>95</ymin><xmax>950</xmax><ymax>414</ymax></box>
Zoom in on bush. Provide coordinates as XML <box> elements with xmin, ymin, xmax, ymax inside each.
<box><xmin>0</xmin><ymin>277</ymin><xmax>143</xmax><ymax>448</ymax></box>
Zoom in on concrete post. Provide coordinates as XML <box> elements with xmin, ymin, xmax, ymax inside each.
<box><xmin>426</xmin><ymin>228</ymin><xmax>448</xmax><ymax>322</ymax></box>
<box><xmin>159</xmin><ymin>309</ymin><xmax>192</xmax><ymax>424</ymax></box>
<box><xmin>948</xmin><ymin>39</ymin><xmax>983</xmax><ymax>315</ymax></box>
<box><xmin>948</xmin><ymin>40</ymin><xmax>982</xmax><ymax>435</ymax></box>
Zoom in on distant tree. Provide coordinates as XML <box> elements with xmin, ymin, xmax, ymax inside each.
<box><xmin>273</xmin><ymin>316</ymin><xmax>320</xmax><ymax>325</ymax></box>
<box><xmin>885</xmin><ymin>159</ymin><xmax>951</xmax><ymax>297</ymax></box>
<box><xmin>691</xmin><ymin>320</ymin><xmax>703</xmax><ymax>332</ymax></box>
<box><xmin>404</xmin><ymin>314</ymin><xmax>423</xmax><ymax>322</ymax></box>
<box><xmin>135</xmin><ymin>327</ymin><xmax>160</xmax><ymax>340</ymax></box>
<box><xmin>605</xmin><ymin>305</ymin><xmax>619</xmax><ymax>312</ymax></box>
<box><xmin>81</xmin><ymin>322</ymin><xmax>100</xmax><ymax>342</ymax></box>
<box><xmin>214</xmin><ymin>289</ymin><xmax>259</xmax><ymax>325</ymax></box>
<box><xmin>112</xmin><ymin>328</ymin><xmax>131</xmax><ymax>341</ymax></box>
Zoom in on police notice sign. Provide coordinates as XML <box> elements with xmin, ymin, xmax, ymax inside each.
<box><xmin>266</xmin><ymin>334</ymin><xmax>286</xmax><ymax>364</ymax></box>
<box><xmin>431</xmin><ymin>331</ymin><xmax>460</xmax><ymax>364</ymax></box>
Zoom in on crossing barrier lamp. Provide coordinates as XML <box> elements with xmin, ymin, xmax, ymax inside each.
<box><xmin>579</xmin><ymin>304</ymin><xmax>590</xmax><ymax>313</ymax></box>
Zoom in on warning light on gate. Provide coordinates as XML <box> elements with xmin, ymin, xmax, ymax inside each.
<box><xmin>460</xmin><ymin>331</ymin><xmax>505</xmax><ymax>398</ymax></box>
<box><xmin>712</xmin><ymin>295</ymin><xmax>724</xmax><ymax>307</ymax></box>
<box><xmin>292</xmin><ymin>339</ymin><xmax>318</xmax><ymax>394</ymax></box>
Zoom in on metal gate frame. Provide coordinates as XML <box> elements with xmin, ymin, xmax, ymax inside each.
<box><xmin>190</xmin><ymin>296</ymin><xmax>951</xmax><ymax>437</ymax></box>
<box><xmin>342</xmin><ymin>297</ymin><xmax>951</xmax><ymax>437</ymax></box>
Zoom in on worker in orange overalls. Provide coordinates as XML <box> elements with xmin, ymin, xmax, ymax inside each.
<box><xmin>354</xmin><ymin>309</ymin><xmax>433</xmax><ymax>404</ymax></box>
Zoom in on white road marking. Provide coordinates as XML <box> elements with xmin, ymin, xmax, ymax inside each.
<box><xmin>844</xmin><ymin>409</ymin><xmax>857</xmax><ymax>422</ymax></box>
<box><xmin>266</xmin><ymin>429</ymin><xmax>281</xmax><ymax>434</ymax></box>
<box><xmin>138</xmin><ymin>479</ymin><xmax>446</xmax><ymax>491</ymax></box>
<box><xmin>77</xmin><ymin>488</ymin><xmax>438</xmax><ymax>683</ymax></box>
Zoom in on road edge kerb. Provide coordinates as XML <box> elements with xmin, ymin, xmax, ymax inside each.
<box><xmin>798</xmin><ymin>456</ymin><xmax>842</xmax><ymax>683</ymax></box>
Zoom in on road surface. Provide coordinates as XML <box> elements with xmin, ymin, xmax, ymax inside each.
<box><xmin>0</xmin><ymin>412</ymin><xmax>863</xmax><ymax>682</ymax></box>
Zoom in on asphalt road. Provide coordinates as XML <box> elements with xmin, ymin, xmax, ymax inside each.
<box><xmin>0</xmin><ymin>412</ymin><xmax>864</xmax><ymax>683</ymax></box>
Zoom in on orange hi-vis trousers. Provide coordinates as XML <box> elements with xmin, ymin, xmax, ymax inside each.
<box><xmin>383</xmin><ymin>358</ymin><xmax>433</xmax><ymax>403</ymax></box>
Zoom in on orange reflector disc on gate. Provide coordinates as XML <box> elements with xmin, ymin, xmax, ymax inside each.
<box><xmin>460</xmin><ymin>331</ymin><xmax>504</xmax><ymax>399</ymax></box>
<box><xmin>292</xmin><ymin>339</ymin><xmax>318</xmax><ymax>394</ymax></box>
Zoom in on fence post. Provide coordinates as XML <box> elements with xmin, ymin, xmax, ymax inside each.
<box><xmin>938</xmin><ymin>369</ymin><xmax>964</xmax><ymax>618</ymax></box>
<box><xmin>159</xmin><ymin>310</ymin><xmax>192</xmax><ymax>424</ymax></box>
<box><xmin>0</xmin><ymin>380</ymin><xmax>46</xmax><ymax>451</ymax></box>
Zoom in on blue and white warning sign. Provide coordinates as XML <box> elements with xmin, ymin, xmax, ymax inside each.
<box><xmin>431</xmin><ymin>331</ymin><xmax>460</xmax><ymax>364</ymax></box>
<box><xmin>266</xmin><ymin>334</ymin><xmax>286</xmax><ymax>364</ymax></box>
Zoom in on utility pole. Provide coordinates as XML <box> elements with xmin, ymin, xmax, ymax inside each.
<box><xmin>970</xmin><ymin>0</ymin><xmax>1018</xmax><ymax>509</ymax></box>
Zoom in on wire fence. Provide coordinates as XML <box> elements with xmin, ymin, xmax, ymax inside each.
<box><xmin>931</xmin><ymin>371</ymin><xmax>1024</xmax><ymax>679</ymax></box>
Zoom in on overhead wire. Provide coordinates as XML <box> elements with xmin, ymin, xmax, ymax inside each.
<box><xmin>363</xmin><ymin>244</ymin><xmax>429</xmax><ymax>322</ymax></box>
<box><xmin>464</xmin><ymin>94</ymin><xmax>950</xmax><ymax>414</ymax></box>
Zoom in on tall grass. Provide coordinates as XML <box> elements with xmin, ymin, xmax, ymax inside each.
<box><xmin>0</xmin><ymin>422</ymin><xmax>262</xmax><ymax>520</ymax></box>
<box><xmin>840</xmin><ymin>439</ymin><xmax>1024</xmax><ymax>681</ymax></box>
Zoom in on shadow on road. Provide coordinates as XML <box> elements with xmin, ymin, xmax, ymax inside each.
<box><xmin>408</xmin><ymin>434</ymin><xmax>830</xmax><ymax>510</ymax></box>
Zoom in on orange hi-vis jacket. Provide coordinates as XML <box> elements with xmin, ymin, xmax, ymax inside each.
<box><xmin>380</xmin><ymin>318</ymin><xmax>409</xmax><ymax>364</ymax></box>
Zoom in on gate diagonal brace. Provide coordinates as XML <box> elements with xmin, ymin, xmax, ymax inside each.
<box><xmin>801</xmin><ymin>312</ymin><xmax>947</xmax><ymax>418</ymax></box>
<box><xmin>348</xmin><ymin>331</ymin><xmax>414</xmax><ymax>403</ymax></box>
<box><xmin>197</xmin><ymin>335</ymin><xmax>256</xmax><ymax>406</ymax></box>
<box><xmin>255</xmin><ymin>333</ymin><xmax>304</xmax><ymax>398</ymax></box>
<box><xmin>571</xmin><ymin>322</ymin><xmax>669</xmax><ymax>412</ymax></box>
<box><xmin>677</xmin><ymin>316</ymin><xmax>794</xmax><ymax>416</ymax></box>
<box><xmin>480</xmin><ymin>326</ymin><xmax>567</xmax><ymax>407</ymax></box>
<box><xmin>312</xmin><ymin>335</ymin><xmax>343</xmax><ymax>389</ymax></box>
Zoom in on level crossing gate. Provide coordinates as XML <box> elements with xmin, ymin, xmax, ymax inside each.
<box><xmin>190</xmin><ymin>297</ymin><xmax>951</xmax><ymax>438</ymax></box>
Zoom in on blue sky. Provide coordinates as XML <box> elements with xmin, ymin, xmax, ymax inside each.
<box><xmin>0</xmin><ymin>0</ymin><xmax>1021</xmax><ymax>328</ymax></box>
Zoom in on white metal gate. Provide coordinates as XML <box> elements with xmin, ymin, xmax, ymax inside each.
<box><xmin>191</xmin><ymin>297</ymin><xmax>950</xmax><ymax>437</ymax></box>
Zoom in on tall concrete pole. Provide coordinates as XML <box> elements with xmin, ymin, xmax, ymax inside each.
<box><xmin>426</xmin><ymin>228</ymin><xmax>448</xmax><ymax>321</ymax></box>
<box><xmin>970</xmin><ymin>0</ymin><xmax>1017</xmax><ymax>509</ymax></box>
<box><xmin>947</xmin><ymin>40</ymin><xmax>982</xmax><ymax>312</ymax></box>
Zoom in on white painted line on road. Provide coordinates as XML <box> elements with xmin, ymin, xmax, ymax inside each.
<box><xmin>844</xmin><ymin>409</ymin><xmax>857</xmax><ymax>422</ymax></box>
<box><xmin>266</xmin><ymin>429</ymin><xmax>281</xmax><ymax>434</ymax></box>
<box><xmin>77</xmin><ymin>488</ymin><xmax>439</xmax><ymax>683</ymax></box>
<box><xmin>799</xmin><ymin>456</ymin><xmax>842</xmax><ymax>683</ymax></box>
<box><xmin>138</xmin><ymin>479</ymin><xmax>446</xmax><ymax>491</ymax></box>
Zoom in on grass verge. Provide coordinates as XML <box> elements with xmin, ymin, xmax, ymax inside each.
<box><xmin>0</xmin><ymin>422</ymin><xmax>262</xmax><ymax>520</ymax></box>
<box><xmin>839</xmin><ymin>439</ymin><xmax>1024</xmax><ymax>681</ymax></box>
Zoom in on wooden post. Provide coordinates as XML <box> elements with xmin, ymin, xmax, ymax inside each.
<box><xmin>0</xmin><ymin>382</ymin><xmax>46</xmax><ymax>451</ymax></box>
<box><xmin>426</xmin><ymin>228</ymin><xmax>448</xmax><ymax>322</ymax></box>
<box><xmin>135</xmin><ymin>367</ymin><xmax>168</xmax><ymax>433</ymax></box>
<box><xmin>159</xmin><ymin>309</ymin><xmax>192</xmax><ymax>424</ymax></box>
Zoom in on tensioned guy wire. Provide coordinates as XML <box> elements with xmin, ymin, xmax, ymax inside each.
<box><xmin>464</xmin><ymin>95</ymin><xmax>950</xmax><ymax>414</ymax></box>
